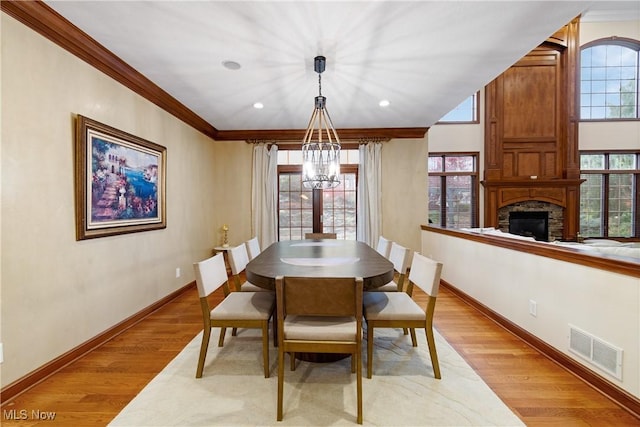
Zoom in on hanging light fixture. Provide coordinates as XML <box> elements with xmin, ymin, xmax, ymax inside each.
<box><xmin>302</xmin><ymin>56</ymin><xmax>341</xmax><ymax>189</ymax></box>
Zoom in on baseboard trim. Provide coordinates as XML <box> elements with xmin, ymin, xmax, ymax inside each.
<box><xmin>440</xmin><ymin>280</ymin><xmax>640</xmax><ymax>419</ymax></box>
<box><xmin>1</xmin><ymin>282</ymin><xmax>196</xmax><ymax>404</ymax></box>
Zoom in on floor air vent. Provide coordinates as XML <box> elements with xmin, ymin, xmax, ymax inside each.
<box><xmin>569</xmin><ymin>324</ymin><xmax>623</xmax><ymax>380</ymax></box>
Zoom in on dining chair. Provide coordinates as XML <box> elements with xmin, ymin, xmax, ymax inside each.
<box><xmin>304</xmin><ymin>232</ymin><xmax>337</xmax><ymax>239</ymax></box>
<box><xmin>275</xmin><ymin>275</ymin><xmax>364</xmax><ymax>424</ymax></box>
<box><xmin>369</xmin><ymin>242</ymin><xmax>411</xmax><ymax>292</ymax></box>
<box><xmin>228</xmin><ymin>243</ymin><xmax>269</xmax><ymax>292</ymax></box>
<box><xmin>192</xmin><ymin>253</ymin><xmax>275</xmax><ymax>378</ymax></box>
<box><xmin>245</xmin><ymin>236</ymin><xmax>261</xmax><ymax>260</ymax></box>
<box><xmin>363</xmin><ymin>252</ymin><xmax>443</xmax><ymax>379</ymax></box>
<box><xmin>375</xmin><ymin>236</ymin><xmax>392</xmax><ymax>258</ymax></box>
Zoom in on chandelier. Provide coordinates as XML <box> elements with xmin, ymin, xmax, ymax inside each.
<box><xmin>301</xmin><ymin>56</ymin><xmax>341</xmax><ymax>189</ymax></box>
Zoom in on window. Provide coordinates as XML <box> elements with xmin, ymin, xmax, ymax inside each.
<box><xmin>580</xmin><ymin>152</ymin><xmax>640</xmax><ymax>238</ymax></box>
<box><xmin>580</xmin><ymin>38</ymin><xmax>640</xmax><ymax>120</ymax></box>
<box><xmin>428</xmin><ymin>153</ymin><xmax>479</xmax><ymax>228</ymax></box>
<box><xmin>437</xmin><ymin>92</ymin><xmax>479</xmax><ymax>123</ymax></box>
<box><xmin>278</xmin><ymin>149</ymin><xmax>359</xmax><ymax>240</ymax></box>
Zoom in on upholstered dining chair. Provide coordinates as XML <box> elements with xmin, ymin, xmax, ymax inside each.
<box><xmin>275</xmin><ymin>275</ymin><xmax>364</xmax><ymax>424</ymax></box>
<box><xmin>245</xmin><ymin>236</ymin><xmax>261</xmax><ymax>260</ymax></box>
<box><xmin>228</xmin><ymin>243</ymin><xmax>268</xmax><ymax>292</ymax></box>
<box><xmin>375</xmin><ymin>236</ymin><xmax>392</xmax><ymax>258</ymax></box>
<box><xmin>363</xmin><ymin>252</ymin><xmax>443</xmax><ymax>379</ymax></box>
<box><xmin>304</xmin><ymin>232</ymin><xmax>337</xmax><ymax>239</ymax></box>
<box><xmin>192</xmin><ymin>253</ymin><xmax>275</xmax><ymax>378</ymax></box>
<box><xmin>369</xmin><ymin>242</ymin><xmax>412</xmax><ymax>292</ymax></box>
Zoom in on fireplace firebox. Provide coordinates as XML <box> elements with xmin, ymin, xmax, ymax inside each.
<box><xmin>509</xmin><ymin>211</ymin><xmax>549</xmax><ymax>241</ymax></box>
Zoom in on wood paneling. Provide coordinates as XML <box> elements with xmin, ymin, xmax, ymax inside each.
<box><xmin>483</xmin><ymin>19</ymin><xmax>582</xmax><ymax>239</ymax></box>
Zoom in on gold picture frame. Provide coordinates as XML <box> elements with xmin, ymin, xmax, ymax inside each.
<box><xmin>75</xmin><ymin>115</ymin><xmax>167</xmax><ymax>240</ymax></box>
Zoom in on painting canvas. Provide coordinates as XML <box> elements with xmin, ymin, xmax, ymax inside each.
<box><xmin>75</xmin><ymin>115</ymin><xmax>166</xmax><ymax>240</ymax></box>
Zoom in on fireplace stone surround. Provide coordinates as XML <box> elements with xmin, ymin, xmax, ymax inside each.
<box><xmin>498</xmin><ymin>201</ymin><xmax>564</xmax><ymax>242</ymax></box>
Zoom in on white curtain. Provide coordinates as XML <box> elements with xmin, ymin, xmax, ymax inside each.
<box><xmin>251</xmin><ymin>143</ymin><xmax>278</xmax><ymax>248</ymax></box>
<box><xmin>357</xmin><ymin>142</ymin><xmax>382</xmax><ymax>246</ymax></box>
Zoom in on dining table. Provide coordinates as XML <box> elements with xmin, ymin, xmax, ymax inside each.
<box><xmin>246</xmin><ymin>239</ymin><xmax>395</xmax><ymax>363</ymax></box>
<box><xmin>245</xmin><ymin>239</ymin><xmax>395</xmax><ymax>291</ymax></box>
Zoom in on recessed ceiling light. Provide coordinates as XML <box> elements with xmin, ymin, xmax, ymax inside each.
<box><xmin>253</xmin><ymin>102</ymin><xmax>264</xmax><ymax>109</ymax></box>
<box><xmin>222</xmin><ymin>60</ymin><xmax>241</xmax><ymax>70</ymax></box>
<box><xmin>379</xmin><ymin>99</ymin><xmax>390</xmax><ymax>107</ymax></box>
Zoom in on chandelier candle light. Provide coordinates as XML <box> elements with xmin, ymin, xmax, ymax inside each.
<box><xmin>302</xmin><ymin>56</ymin><xmax>341</xmax><ymax>189</ymax></box>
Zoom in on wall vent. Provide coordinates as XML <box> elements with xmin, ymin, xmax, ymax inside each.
<box><xmin>568</xmin><ymin>324</ymin><xmax>623</xmax><ymax>380</ymax></box>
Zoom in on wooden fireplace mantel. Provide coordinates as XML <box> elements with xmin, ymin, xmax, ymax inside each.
<box><xmin>482</xmin><ymin>179</ymin><xmax>584</xmax><ymax>240</ymax></box>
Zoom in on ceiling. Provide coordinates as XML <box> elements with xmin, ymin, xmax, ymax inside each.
<box><xmin>41</xmin><ymin>1</ymin><xmax>639</xmax><ymax>137</ymax></box>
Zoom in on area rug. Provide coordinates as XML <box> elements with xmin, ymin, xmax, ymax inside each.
<box><xmin>109</xmin><ymin>327</ymin><xmax>524</xmax><ymax>426</ymax></box>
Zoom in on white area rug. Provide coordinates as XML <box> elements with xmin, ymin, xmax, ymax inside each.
<box><xmin>109</xmin><ymin>327</ymin><xmax>524</xmax><ymax>426</ymax></box>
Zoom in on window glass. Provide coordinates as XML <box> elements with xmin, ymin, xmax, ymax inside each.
<box><xmin>580</xmin><ymin>39</ymin><xmax>639</xmax><ymax>120</ymax></box>
<box><xmin>438</xmin><ymin>93</ymin><xmax>479</xmax><ymax>123</ymax></box>
<box><xmin>579</xmin><ymin>152</ymin><xmax>639</xmax><ymax>238</ymax></box>
<box><xmin>428</xmin><ymin>153</ymin><xmax>478</xmax><ymax>228</ymax></box>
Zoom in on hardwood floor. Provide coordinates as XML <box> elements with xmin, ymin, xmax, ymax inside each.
<box><xmin>2</xmin><ymin>283</ymin><xmax>638</xmax><ymax>426</ymax></box>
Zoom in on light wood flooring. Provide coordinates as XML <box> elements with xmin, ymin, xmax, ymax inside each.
<box><xmin>1</xmin><ymin>283</ymin><xmax>639</xmax><ymax>426</ymax></box>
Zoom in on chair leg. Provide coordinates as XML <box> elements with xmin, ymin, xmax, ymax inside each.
<box><xmin>409</xmin><ymin>328</ymin><xmax>418</xmax><ymax>347</ymax></box>
<box><xmin>262</xmin><ymin>322</ymin><xmax>270</xmax><ymax>378</ymax></box>
<box><xmin>196</xmin><ymin>327</ymin><xmax>211</xmax><ymax>378</ymax></box>
<box><xmin>425</xmin><ymin>327</ymin><xmax>441</xmax><ymax>379</ymax></box>
<box><xmin>351</xmin><ymin>353</ymin><xmax>356</xmax><ymax>373</ymax></box>
<box><xmin>290</xmin><ymin>352</ymin><xmax>296</xmax><ymax>371</ymax></box>
<box><xmin>232</xmin><ymin>327</ymin><xmax>238</xmax><ymax>336</ymax></box>
<box><xmin>356</xmin><ymin>348</ymin><xmax>363</xmax><ymax>424</ymax></box>
<box><xmin>367</xmin><ymin>324</ymin><xmax>374</xmax><ymax>379</ymax></box>
<box><xmin>277</xmin><ymin>346</ymin><xmax>285</xmax><ymax>421</ymax></box>
<box><xmin>218</xmin><ymin>327</ymin><xmax>227</xmax><ymax>347</ymax></box>
<box><xmin>403</xmin><ymin>327</ymin><xmax>409</xmax><ymax>335</ymax></box>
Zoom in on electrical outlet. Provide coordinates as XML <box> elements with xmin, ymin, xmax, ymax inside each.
<box><xmin>529</xmin><ymin>300</ymin><xmax>537</xmax><ymax>317</ymax></box>
<box><xmin>175</xmin><ymin>267</ymin><xmax>181</xmax><ymax>278</ymax></box>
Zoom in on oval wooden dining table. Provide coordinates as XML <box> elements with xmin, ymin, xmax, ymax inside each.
<box><xmin>245</xmin><ymin>239</ymin><xmax>394</xmax><ymax>291</ymax></box>
<box><xmin>246</xmin><ymin>239</ymin><xmax>394</xmax><ymax>363</ymax></box>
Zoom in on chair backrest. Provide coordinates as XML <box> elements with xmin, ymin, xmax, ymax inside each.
<box><xmin>276</xmin><ymin>276</ymin><xmax>363</xmax><ymax>318</ymax></box>
<box><xmin>305</xmin><ymin>232</ymin><xmax>337</xmax><ymax>239</ymax></box>
<box><xmin>193</xmin><ymin>253</ymin><xmax>229</xmax><ymax>298</ymax></box>
<box><xmin>388</xmin><ymin>242</ymin><xmax>412</xmax><ymax>290</ymax></box>
<box><xmin>375</xmin><ymin>236</ymin><xmax>392</xmax><ymax>258</ymax></box>
<box><xmin>246</xmin><ymin>236</ymin><xmax>261</xmax><ymax>260</ymax></box>
<box><xmin>407</xmin><ymin>253</ymin><xmax>443</xmax><ymax>297</ymax></box>
<box><xmin>228</xmin><ymin>243</ymin><xmax>250</xmax><ymax>275</ymax></box>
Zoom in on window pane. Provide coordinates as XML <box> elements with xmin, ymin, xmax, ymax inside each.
<box><xmin>322</xmin><ymin>172</ymin><xmax>357</xmax><ymax>239</ymax></box>
<box><xmin>428</xmin><ymin>176</ymin><xmax>442</xmax><ymax>225</ymax></box>
<box><xmin>438</xmin><ymin>93</ymin><xmax>477</xmax><ymax>122</ymax></box>
<box><xmin>580</xmin><ymin>154</ymin><xmax>605</xmax><ymax>169</ymax></box>
<box><xmin>580</xmin><ymin>174</ymin><xmax>603</xmax><ymax>237</ymax></box>
<box><xmin>278</xmin><ymin>172</ymin><xmax>313</xmax><ymax>241</ymax></box>
<box><xmin>428</xmin><ymin>156</ymin><xmax>443</xmax><ymax>172</ymax></box>
<box><xmin>608</xmin><ymin>174</ymin><xmax>633</xmax><ymax>237</ymax></box>
<box><xmin>445</xmin><ymin>176</ymin><xmax>473</xmax><ymax>228</ymax></box>
<box><xmin>609</xmin><ymin>154</ymin><xmax>636</xmax><ymax>170</ymax></box>
<box><xmin>444</xmin><ymin>156</ymin><xmax>474</xmax><ymax>172</ymax></box>
<box><xmin>580</xmin><ymin>42</ymin><xmax>639</xmax><ymax>120</ymax></box>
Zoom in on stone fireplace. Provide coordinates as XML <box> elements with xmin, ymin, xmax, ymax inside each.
<box><xmin>498</xmin><ymin>201</ymin><xmax>564</xmax><ymax>241</ymax></box>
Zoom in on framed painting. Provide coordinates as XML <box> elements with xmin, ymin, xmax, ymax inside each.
<box><xmin>75</xmin><ymin>115</ymin><xmax>167</xmax><ymax>240</ymax></box>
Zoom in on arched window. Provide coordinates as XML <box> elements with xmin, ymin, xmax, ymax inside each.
<box><xmin>580</xmin><ymin>37</ymin><xmax>640</xmax><ymax>120</ymax></box>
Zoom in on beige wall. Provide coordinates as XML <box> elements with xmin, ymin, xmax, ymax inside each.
<box><xmin>422</xmin><ymin>229</ymin><xmax>640</xmax><ymax>398</ymax></box>
<box><xmin>1</xmin><ymin>15</ymin><xmax>219</xmax><ymax>386</ymax></box>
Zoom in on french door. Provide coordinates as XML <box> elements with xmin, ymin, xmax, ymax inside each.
<box><xmin>278</xmin><ymin>165</ymin><xmax>357</xmax><ymax>240</ymax></box>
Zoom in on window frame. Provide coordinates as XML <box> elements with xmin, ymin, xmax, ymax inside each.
<box><xmin>579</xmin><ymin>150</ymin><xmax>640</xmax><ymax>239</ymax></box>
<box><xmin>277</xmin><ymin>146</ymin><xmax>359</xmax><ymax>240</ymax></box>
<box><xmin>427</xmin><ymin>152</ymin><xmax>480</xmax><ymax>228</ymax></box>
<box><xmin>579</xmin><ymin>37</ymin><xmax>640</xmax><ymax>122</ymax></box>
